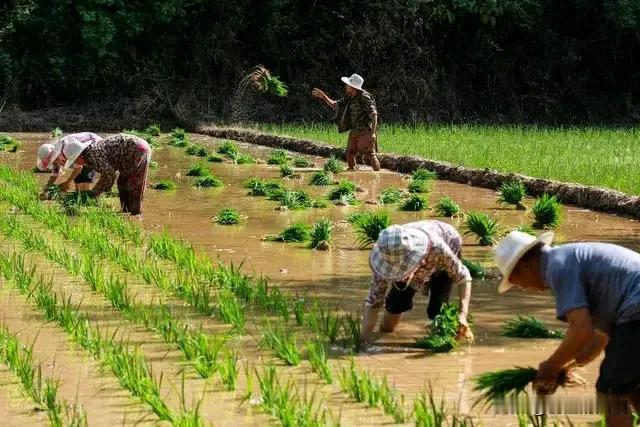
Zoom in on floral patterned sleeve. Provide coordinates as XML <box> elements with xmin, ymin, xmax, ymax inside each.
<box><xmin>364</xmin><ymin>275</ymin><xmax>392</xmax><ymax>308</ymax></box>
<box><xmin>425</xmin><ymin>235</ymin><xmax>471</xmax><ymax>284</ymax></box>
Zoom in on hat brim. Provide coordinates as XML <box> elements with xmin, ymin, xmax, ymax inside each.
<box><xmin>498</xmin><ymin>231</ymin><xmax>554</xmax><ymax>293</ymax></box>
<box><xmin>340</xmin><ymin>77</ymin><xmax>363</xmax><ymax>91</ymax></box>
<box><xmin>63</xmin><ymin>142</ymin><xmax>90</xmax><ymax>169</ymax></box>
<box><xmin>37</xmin><ymin>144</ymin><xmax>63</xmax><ymax>171</ymax></box>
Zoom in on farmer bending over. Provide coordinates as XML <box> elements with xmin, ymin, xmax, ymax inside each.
<box><xmin>495</xmin><ymin>231</ymin><xmax>640</xmax><ymax>427</ymax></box>
<box><xmin>311</xmin><ymin>73</ymin><xmax>381</xmax><ymax>171</ymax></box>
<box><xmin>361</xmin><ymin>220</ymin><xmax>473</xmax><ymax>346</ymax></box>
<box><xmin>36</xmin><ymin>132</ymin><xmax>102</xmax><ymax>198</ymax></box>
<box><xmin>50</xmin><ymin>133</ymin><xmax>152</xmax><ymax>215</ymax></box>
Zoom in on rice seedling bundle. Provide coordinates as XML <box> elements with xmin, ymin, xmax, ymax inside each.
<box><xmin>265</xmin><ymin>223</ymin><xmax>311</xmax><ymax>242</ymax></box>
<box><xmin>194</xmin><ymin>175</ymin><xmax>223</xmax><ymax>188</ymax></box>
<box><xmin>279</xmin><ymin>164</ymin><xmax>295</xmax><ymax>178</ymax></box>
<box><xmin>207</xmin><ymin>153</ymin><xmax>224</xmax><ymax>162</ymax></box>
<box><xmin>185</xmin><ymin>144</ymin><xmax>208</xmax><ymax>157</ymax></box>
<box><xmin>501</xmin><ymin>315</ymin><xmax>565</xmax><ymax>339</ymax></box>
<box><xmin>473</xmin><ymin>367</ymin><xmax>538</xmax><ymax>407</ymax></box>
<box><xmin>50</xmin><ymin>127</ymin><xmax>64</xmax><ymax>137</ymax></box>
<box><xmin>400</xmin><ymin>194</ymin><xmax>428</xmax><ymax>211</ymax></box>
<box><xmin>346</xmin><ymin>211</ymin><xmax>369</xmax><ymax>225</ymax></box>
<box><xmin>463</xmin><ymin>211</ymin><xmax>500</xmax><ymax>246</ymax></box>
<box><xmin>350</xmin><ymin>210</ymin><xmax>391</xmax><ymax>247</ymax></box>
<box><xmin>378</xmin><ymin>187</ymin><xmax>403</xmax><ymax>204</ymax></box>
<box><xmin>414</xmin><ymin>303</ymin><xmax>463</xmax><ymax>353</ymax></box>
<box><xmin>309</xmin><ymin>218</ymin><xmax>333</xmax><ymax>250</ymax></box>
<box><xmin>186</xmin><ymin>163</ymin><xmax>209</xmax><ymax>177</ymax></box>
<box><xmin>328</xmin><ymin>179</ymin><xmax>357</xmax><ymax>201</ymax></box>
<box><xmin>145</xmin><ymin>124</ymin><xmax>162</xmax><ymax>136</ymax></box>
<box><xmin>461</xmin><ymin>258</ymin><xmax>486</xmax><ymax>279</ymax></box>
<box><xmin>234</xmin><ymin>153</ymin><xmax>256</xmax><ymax>164</ymax></box>
<box><xmin>498</xmin><ymin>180</ymin><xmax>527</xmax><ymax>209</ymax></box>
<box><xmin>408</xmin><ymin>179</ymin><xmax>431</xmax><ymax>193</ymax></box>
<box><xmin>531</xmin><ymin>193</ymin><xmax>563</xmax><ymax>229</ymax></box>
<box><xmin>267</xmin><ymin>149</ymin><xmax>291</xmax><ymax>165</ymax></box>
<box><xmin>244</xmin><ymin>178</ymin><xmax>284</xmax><ymax>197</ymax></box>
<box><xmin>217</xmin><ymin>141</ymin><xmax>240</xmax><ymax>156</ymax></box>
<box><xmin>248</xmin><ymin>65</ymin><xmax>289</xmax><ymax>97</ymax></box>
<box><xmin>269</xmin><ymin>189</ymin><xmax>314</xmax><ymax>210</ymax></box>
<box><xmin>515</xmin><ymin>224</ymin><xmax>536</xmax><ymax>235</ymax></box>
<box><xmin>213</xmin><ymin>208</ymin><xmax>243</xmax><ymax>225</ymax></box>
<box><xmin>412</xmin><ymin>168</ymin><xmax>437</xmax><ymax>181</ymax></box>
<box><xmin>170</xmin><ymin>127</ymin><xmax>186</xmax><ymax>145</ymax></box>
<box><xmin>149</xmin><ymin>160</ymin><xmax>160</xmax><ymax>170</ymax></box>
<box><xmin>434</xmin><ymin>196</ymin><xmax>461</xmax><ymax>217</ymax></box>
<box><xmin>309</xmin><ymin>170</ymin><xmax>334</xmax><ymax>186</ymax></box>
<box><xmin>293</xmin><ymin>156</ymin><xmax>313</xmax><ymax>167</ymax></box>
<box><xmin>150</xmin><ymin>180</ymin><xmax>176</xmax><ymax>191</ymax></box>
<box><xmin>0</xmin><ymin>134</ymin><xmax>21</xmax><ymax>152</ymax></box>
<box><xmin>324</xmin><ymin>157</ymin><xmax>345</xmax><ymax>174</ymax></box>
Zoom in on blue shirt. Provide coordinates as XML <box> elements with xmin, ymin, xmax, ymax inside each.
<box><xmin>541</xmin><ymin>242</ymin><xmax>640</xmax><ymax>333</ymax></box>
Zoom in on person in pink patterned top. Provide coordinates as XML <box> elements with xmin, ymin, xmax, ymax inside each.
<box><xmin>361</xmin><ymin>220</ymin><xmax>474</xmax><ymax>345</ymax></box>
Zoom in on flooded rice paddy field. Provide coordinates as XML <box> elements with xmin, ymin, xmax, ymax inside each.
<box><xmin>1</xmin><ymin>132</ymin><xmax>639</xmax><ymax>426</ymax></box>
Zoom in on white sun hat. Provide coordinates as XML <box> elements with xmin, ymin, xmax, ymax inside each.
<box><xmin>369</xmin><ymin>225</ymin><xmax>429</xmax><ymax>281</ymax></box>
<box><xmin>341</xmin><ymin>73</ymin><xmax>364</xmax><ymax>91</ymax></box>
<box><xmin>36</xmin><ymin>143</ymin><xmax>56</xmax><ymax>171</ymax></box>
<box><xmin>62</xmin><ymin>138</ymin><xmax>92</xmax><ymax>169</ymax></box>
<box><xmin>494</xmin><ymin>230</ymin><xmax>554</xmax><ymax>293</ymax></box>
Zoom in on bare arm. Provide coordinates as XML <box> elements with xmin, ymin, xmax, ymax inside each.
<box><xmin>574</xmin><ymin>330</ymin><xmax>608</xmax><ymax>366</ymax></box>
<box><xmin>311</xmin><ymin>88</ymin><xmax>337</xmax><ymax>110</ymax></box>
<box><xmin>60</xmin><ymin>166</ymin><xmax>83</xmax><ymax>190</ymax></box>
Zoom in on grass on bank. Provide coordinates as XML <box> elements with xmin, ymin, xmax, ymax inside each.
<box><xmin>257</xmin><ymin>123</ymin><xmax>640</xmax><ymax>195</ymax></box>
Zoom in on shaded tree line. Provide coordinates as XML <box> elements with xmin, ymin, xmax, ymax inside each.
<box><xmin>1</xmin><ymin>0</ymin><xmax>639</xmax><ymax>124</ymax></box>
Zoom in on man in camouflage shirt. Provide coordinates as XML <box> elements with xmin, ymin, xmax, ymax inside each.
<box><xmin>312</xmin><ymin>73</ymin><xmax>381</xmax><ymax>171</ymax></box>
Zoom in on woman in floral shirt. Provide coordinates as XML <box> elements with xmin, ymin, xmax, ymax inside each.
<box><xmin>361</xmin><ymin>220</ymin><xmax>474</xmax><ymax>345</ymax></box>
<box><xmin>57</xmin><ymin>133</ymin><xmax>152</xmax><ymax>215</ymax></box>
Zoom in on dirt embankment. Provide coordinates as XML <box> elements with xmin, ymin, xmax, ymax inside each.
<box><xmin>197</xmin><ymin>125</ymin><xmax>640</xmax><ymax>219</ymax></box>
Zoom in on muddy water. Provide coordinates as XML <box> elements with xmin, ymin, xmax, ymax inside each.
<box><xmin>4</xmin><ymin>132</ymin><xmax>640</xmax><ymax>424</ymax></box>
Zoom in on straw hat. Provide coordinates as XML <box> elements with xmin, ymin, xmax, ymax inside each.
<box><xmin>62</xmin><ymin>138</ymin><xmax>92</xmax><ymax>169</ymax></box>
<box><xmin>369</xmin><ymin>225</ymin><xmax>429</xmax><ymax>281</ymax></box>
<box><xmin>341</xmin><ymin>74</ymin><xmax>364</xmax><ymax>91</ymax></box>
<box><xmin>494</xmin><ymin>230</ymin><xmax>554</xmax><ymax>293</ymax></box>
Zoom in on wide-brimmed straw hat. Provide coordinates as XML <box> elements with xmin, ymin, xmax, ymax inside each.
<box><xmin>494</xmin><ymin>230</ymin><xmax>554</xmax><ymax>293</ymax></box>
<box><xmin>37</xmin><ymin>141</ymin><xmax>65</xmax><ymax>171</ymax></box>
<box><xmin>62</xmin><ymin>138</ymin><xmax>92</xmax><ymax>169</ymax></box>
<box><xmin>369</xmin><ymin>225</ymin><xmax>429</xmax><ymax>281</ymax></box>
<box><xmin>341</xmin><ymin>73</ymin><xmax>364</xmax><ymax>91</ymax></box>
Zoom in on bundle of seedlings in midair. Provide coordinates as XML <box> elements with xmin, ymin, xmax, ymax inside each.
<box><xmin>150</xmin><ymin>180</ymin><xmax>177</xmax><ymax>191</ymax></box>
<box><xmin>324</xmin><ymin>157</ymin><xmax>345</xmax><ymax>174</ymax></box>
<box><xmin>0</xmin><ymin>134</ymin><xmax>22</xmax><ymax>152</ymax></box>
<box><xmin>501</xmin><ymin>315</ymin><xmax>565</xmax><ymax>339</ymax></box>
<box><xmin>309</xmin><ymin>170</ymin><xmax>334</xmax><ymax>186</ymax></box>
<box><xmin>261</xmin><ymin>323</ymin><xmax>301</xmax><ymax>366</ymax></box>
<box><xmin>498</xmin><ymin>180</ymin><xmax>527</xmax><ymax>210</ymax></box>
<box><xmin>328</xmin><ymin>179</ymin><xmax>358</xmax><ymax>205</ymax></box>
<box><xmin>185</xmin><ymin>143</ymin><xmax>208</xmax><ymax>157</ymax></box>
<box><xmin>293</xmin><ymin>156</ymin><xmax>314</xmax><ymax>168</ymax></box>
<box><xmin>435</xmin><ymin>196</ymin><xmax>461</xmax><ymax>217</ymax></box>
<box><xmin>378</xmin><ymin>187</ymin><xmax>403</xmax><ymax>204</ymax></box>
<box><xmin>414</xmin><ymin>303</ymin><xmax>463</xmax><ymax>353</ymax></box>
<box><xmin>305</xmin><ymin>339</ymin><xmax>333</xmax><ymax>384</ymax></box>
<box><xmin>531</xmin><ymin>193</ymin><xmax>563</xmax><ymax>229</ymax></box>
<box><xmin>461</xmin><ymin>258</ymin><xmax>486</xmax><ymax>279</ymax></box>
<box><xmin>308</xmin><ymin>218</ymin><xmax>333</xmax><ymax>250</ymax></box>
<box><xmin>463</xmin><ymin>211</ymin><xmax>501</xmax><ymax>246</ymax></box>
<box><xmin>264</xmin><ymin>223</ymin><xmax>311</xmax><ymax>243</ymax></box>
<box><xmin>170</xmin><ymin>127</ymin><xmax>188</xmax><ymax>146</ymax></box>
<box><xmin>350</xmin><ymin>210</ymin><xmax>391</xmax><ymax>247</ymax></box>
<box><xmin>400</xmin><ymin>194</ymin><xmax>428</xmax><ymax>211</ymax></box>
<box><xmin>267</xmin><ymin>148</ymin><xmax>291</xmax><ymax>165</ymax></box>
<box><xmin>213</xmin><ymin>208</ymin><xmax>243</xmax><ymax>225</ymax></box>
<box><xmin>247</xmin><ymin>65</ymin><xmax>289</xmax><ymax>97</ymax></box>
<box><xmin>50</xmin><ymin>126</ymin><xmax>64</xmax><ymax>137</ymax></box>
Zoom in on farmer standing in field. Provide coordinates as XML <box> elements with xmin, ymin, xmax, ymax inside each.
<box><xmin>36</xmin><ymin>132</ymin><xmax>102</xmax><ymax>198</ymax></box>
<box><xmin>311</xmin><ymin>73</ymin><xmax>381</xmax><ymax>171</ymax></box>
<box><xmin>361</xmin><ymin>220</ymin><xmax>474</xmax><ymax>346</ymax></box>
<box><xmin>47</xmin><ymin>133</ymin><xmax>152</xmax><ymax>215</ymax></box>
<box><xmin>494</xmin><ymin>230</ymin><xmax>640</xmax><ymax>426</ymax></box>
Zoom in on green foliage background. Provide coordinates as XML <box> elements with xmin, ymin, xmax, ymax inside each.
<box><xmin>1</xmin><ymin>0</ymin><xmax>639</xmax><ymax>123</ymax></box>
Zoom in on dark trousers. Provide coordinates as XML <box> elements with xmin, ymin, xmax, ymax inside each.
<box><xmin>384</xmin><ymin>271</ymin><xmax>453</xmax><ymax>319</ymax></box>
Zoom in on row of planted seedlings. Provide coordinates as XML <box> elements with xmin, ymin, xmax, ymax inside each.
<box><xmin>5</xmin><ymin>169</ymin><xmax>453</xmax><ymax>424</ymax></box>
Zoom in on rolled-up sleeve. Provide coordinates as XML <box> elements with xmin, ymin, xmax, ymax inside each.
<box><xmin>365</xmin><ymin>275</ymin><xmax>391</xmax><ymax>308</ymax></box>
<box><xmin>424</xmin><ymin>235</ymin><xmax>471</xmax><ymax>285</ymax></box>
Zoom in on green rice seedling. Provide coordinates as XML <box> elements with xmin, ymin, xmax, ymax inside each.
<box><xmin>306</xmin><ymin>302</ymin><xmax>343</xmax><ymax>344</ymax></box>
<box><xmin>350</xmin><ymin>210</ymin><xmax>391</xmax><ymax>247</ymax></box>
<box><xmin>408</xmin><ymin>179</ymin><xmax>431</xmax><ymax>193</ymax></box>
<box><xmin>531</xmin><ymin>193</ymin><xmax>563</xmax><ymax>229</ymax></box>
<box><xmin>151</xmin><ymin>180</ymin><xmax>177</xmax><ymax>191</ymax></box>
<box><xmin>265</xmin><ymin>223</ymin><xmax>311</xmax><ymax>243</ymax></box>
<box><xmin>234</xmin><ymin>153</ymin><xmax>256</xmax><ymax>164</ymax></box>
<box><xmin>338</xmin><ymin>359</ymin><xmax>383</xmax><ymax>407</ymax></box>
<box><xmin>345</xmin><ymin>211</ymin><xmax>368</xmax><ymax>224</ymax></box>
<box><xmin>207</xmin><ymin>153</ymin><xmax>224</xmax><ymax>162</ymax></box>
<box><xmin>306</xmin><ymin>339</ymin><xmax>333</xmax><ymax>384</ymax></box>
<box><xmin>515</xmin><ymin>224</ymin><xmax>536</xmax><ymax>235</ymax></box>
<box><xmin>279</xmin><ymin>164</ymin><xmax>295</xmax><ymax>178</ymax></box>
<box><xmin>461</xmin><ymin>258</ymin><xmax>486</xmax><ymax>279</ymax></box>
<box><xmin>213</xmin><ymin>208</ymin><xmax>243</xmax><ymax>225</ymax></box>
<box><xmin>413</xmin><ymin>387</ymin><xmax>449</xmax><ymax>427</ymax></box>
<box><xmin>323</xmin><ymin>157</ymin><xmax>345</xmax><ymax>174</ymax></box>
<box><xmin>498</xmin><ymin>180</ymin><xmax>527</xmax><ymax>210</ymax></box>
<box><xmin>414</xmin><ymin>334</ymin><xmax>458</xmax><ymax>354</ymax></box>
<box><xmin>186</xmin><ymin>163</ymin><xmax>209</xmax><ymax>177</ymax></box>
<box><xmin>473</xmin><ymin>367</ymin><xmax>538</xmax><ymax>407</ymax></box>
<box><xmin>249</xmin><ymin>65</ymin><xmax>289</xmax><ymax>97</ymax></box>
<box><xmin>185</xmin><ymin>144</ymin><xmax>208</xmax><ymax>157</ymax></box>
<box><xmin>171</xmin><ymin>127</ymin><xmax>187</xmax><ymax>144</ymax></box>
<box><xmin>328</xmin><ymin>179</ymin><xmax>357</xmax><ymax>202</ymax></box>
<box><xmin>309</xmin><ymin>218</ymin><xmax>332</xmax><ymax>250</ymax></box>
<box><xmin>50</xmin><ymin>127</ymin><xmax>64</xmax><ymax>137</ymax></box>
<box><xmin>145</xmin><ymin>124</ymin><xmax>162</xmax><ymax>136</ymax></box>
<box><xmin>244</xmin><ymin>178</ymin><xmax>284</xmax><ymax>197</ymax></box>
<box><xmin>293</xmin><ymin>156</ymin><xmax>313</xmax><ymax>168</ymax></box>
<box><xmin>194</xmin><ymin>175</ymin><xmax>223</xmax><ymax>188</ymax></box>
<box><xmin>267</xmin><ymin>149</ymin><xmax>291</xmax><ymax>165</ymax></box>
<box><xmin>255</xmin><ymin>365</ymin><xmax>296</xmax><ymax>424</ymax></box>
<box><xmin>400</xmin><ymin>194</ymin><xmax>428</xmax><ymax>211</ymax></box>
<box><xmin>412</xmin><ymin>168</ymin><xmax>437</xmax><ymax>181</ymax></box>
<box><xmin>293</xmin><ymin>297</ymin><xmax>306</xmax><ymax>326</ymax></box>
<box><xmin>378</xmin><ymin>187</ymin><xmax>403</xmax><ymax>204</ymax></box>
<box><xmin>217</xmin><ymin>141</ymin><xmax>240</xmax><ymax>157</ymax></box>
<box><xmin>216</xmin><ymin>290</ymin><xmax>245</xmax><ymax>333</ymax></box>
<box><xmin>463</xmin><ymin>211</ymin><xmax>501</xmax><ymax>246</ymax></box>
<box><xmin>269</xmin><ymin>189</ymin><xmax>314</xmax><ymax>210</ymax></box>
<box><xmin>0</xmin><ymin>134</ymin><xmax>21</xmax><ymax>152</ymax></box>
<box><xmin>379</xmin><ymin>380</ymin><xmax>409</xmax><ymax>423</ymax></box>
<box><xmin>312</xmin><ymin>198</ymin><xmax>329</xmax><ymax>208</ymax></box>
<box><xmin>261</xmin><ymin>324</ymin><xmax>301</xmax><ymax>366</ymax></box>
<box><xmin>435</xmin><ymin>196</ymin><xmax>461</xmax><ymax>217</ymax></box>
<box><xmin>414</xmin><ymin>303</ymin><xmax>461</xmax><ymax>353</ymax></box>
<box><xmin>219</xmin><ymin>351</ymin><xmax>239</xmax><ymax>391</ymax></box>
<box><xmin>501</xmin><ymin>315</ymin><xmax>565</xmax><ymax>339</ymax></box>
<box><xmin>344</xmin><ymin>312</ymin><xmax>363</xmax><ymax>352</ymax></box>
<box><xmin>123</xmin><ymin>129</ymin><xmax>158</xmax><ymax>147</ymax></box>
<box><xmin>309</xmin><ymin>170</ymin><xmax>334</xmax><ymax>186</ymax></box>
<box><xmin>149</xmin><ymin>160</ymin><xmax>159</xmax><ymax>170</ymax></box>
